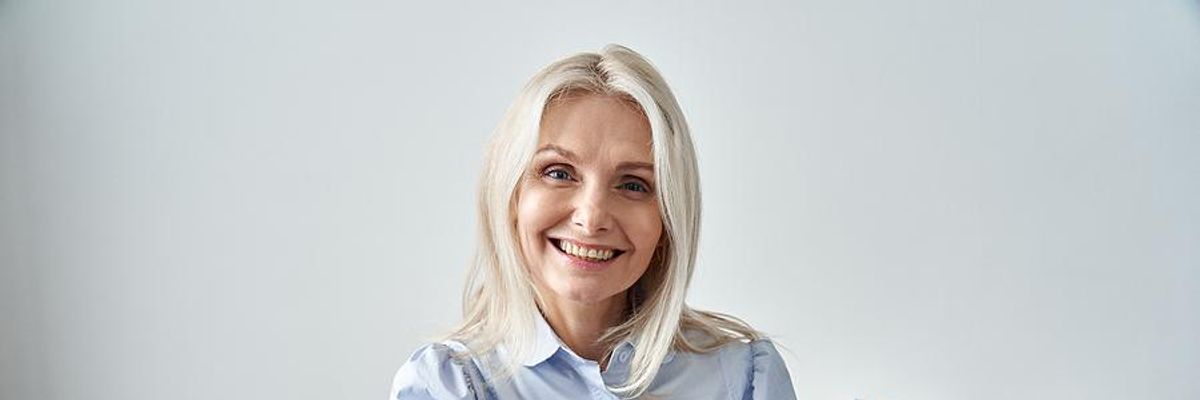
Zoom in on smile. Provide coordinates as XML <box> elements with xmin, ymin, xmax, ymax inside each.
<box><xmin>548</xmin><ymin>238</ymin><xmax>626</xmax><ymax>262</ymax></box>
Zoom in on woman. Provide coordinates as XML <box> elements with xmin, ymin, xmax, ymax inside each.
<box><xmin>391</xmin><ymin>44</ymin><xmax>796</xmax><ymax>399</ymax></box>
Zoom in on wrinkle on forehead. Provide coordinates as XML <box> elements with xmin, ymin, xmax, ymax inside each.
<box><xmin>538</xmin><ymin>94</ymin><xmax>654</xmax><ymax>165</ymax></box>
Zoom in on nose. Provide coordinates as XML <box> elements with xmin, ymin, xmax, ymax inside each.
<box><xmin>571</xmin><ymin>183</ymin><xmax>613</xmax><ymax>236</ymax></box>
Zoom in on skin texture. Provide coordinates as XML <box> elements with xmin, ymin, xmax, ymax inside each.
<box><xmin>515</xmin><ymin>93</ymin><xmax>663</xmax><ymax>367</ymax></box>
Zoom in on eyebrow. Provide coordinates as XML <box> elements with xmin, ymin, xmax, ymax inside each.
<box><xmin>534</xmin><ymin>144</ymin><xmax>578</xmax><ymax>160</ymax></box>
<box><xmin>534</xmin><ymin>145</ymin><xmax>655</xmax><ymax>173</ymax></box>
<box><xmin>616</xmin><ymin>161</ymin><xmax>655</xmax><ymax>173</ymax></box>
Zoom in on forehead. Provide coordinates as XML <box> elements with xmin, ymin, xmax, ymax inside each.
<box><xmin>537</xmin><ymin>94</ymin><xmax>653</xmax><ymax>162</ymax></box>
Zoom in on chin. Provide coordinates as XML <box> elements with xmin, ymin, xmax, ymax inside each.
<box><xmin>549</xmin><ymin>280</ymin><xmax>623</xmax><ymax>305</ymax></box>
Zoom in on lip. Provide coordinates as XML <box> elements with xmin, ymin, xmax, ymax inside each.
<box><xmin>546</xmin><ymin>237</ymin><xmax>626</xmax><ymax>271</ymax></box>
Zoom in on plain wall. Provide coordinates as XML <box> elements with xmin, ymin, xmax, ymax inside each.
<box><xmin>2</xmin><ymin>1</ymin><xmax>1198</xmax><ymax>399</ymax></box>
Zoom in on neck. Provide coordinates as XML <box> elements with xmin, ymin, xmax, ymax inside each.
<box><xmin>538</xmin><ymin>291</ymin><xmax>629</xmax><ymax>364</ymax></box>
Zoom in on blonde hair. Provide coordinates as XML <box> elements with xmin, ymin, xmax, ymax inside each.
<box><xmin>447</xmin><ymin>44</ymin><xmax>762</xmax><ymax>399</ymax></box>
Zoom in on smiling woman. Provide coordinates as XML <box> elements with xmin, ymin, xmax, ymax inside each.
<box><xmin>518</xmin><ymin>94</ymin><xmax>665</xmax><ymax>353</ymax></box>
<box><xmin>389</xmin><ymin>45</ymin><xmax>796</xmax><ymax>399</ymax></box>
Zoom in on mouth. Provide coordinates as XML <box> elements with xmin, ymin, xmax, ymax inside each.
<box><xmin>548</xmin><ymin>238</ymin><xmax>627</xmax><ymax>263</ymax></box>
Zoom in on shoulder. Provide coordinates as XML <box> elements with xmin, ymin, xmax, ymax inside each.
<box><xmin>707</xmin><ymin>338</ymin><xmax>796</xmax><ymax>400</ymax></box>
<box><xmin>747</xmin><ymin>339</ymin><xmax>788</xmax><ymax>374</ymax></box>
<box><xmin>680</xmin><ymin>328</ymin><xmax>788</xmax><ymax>371</ymax></box>
<box><xmin>740</xmin><ymin>339</ymin><xmax>796</xmax><ymax>400</ymax></box>
<box><xmin>388</xmin><ymin>341</ymin><xmax>474</xmax><ymax>400</ymax></box>
<box><xmin>703</xmin><ymin>337</ymin><xmax>786</xmax><ymax>373</ymax></box>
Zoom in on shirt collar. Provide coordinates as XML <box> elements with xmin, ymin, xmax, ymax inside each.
<box><xmin>520</xmin><ymin>310</ymin><xmax>674</xmax><ymax>367</ymax></box>
<box><xmin>520</xmin><ymin>310</ymin><xmax>563</xmax><ymax>367</ymax></box>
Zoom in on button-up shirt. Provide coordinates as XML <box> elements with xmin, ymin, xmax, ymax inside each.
<box><xmin>389</xmin><ymin>312</ymin><xmax>797</xmax><ymax>399</ymax></box>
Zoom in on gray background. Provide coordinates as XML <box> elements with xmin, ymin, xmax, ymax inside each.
<box><xmin>2</xmin><ymin>1</ymin><xmax>1198</xmax><ymax>399</ymax></box>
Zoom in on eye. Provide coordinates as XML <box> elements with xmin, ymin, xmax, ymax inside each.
<box><xmin>619</xmin><ymin>180</ymin><xmax>650</xmax><ymax>193</ymax></box>
<box><xmin>543</xmin><ymin>166</ymin><xmax>574</xmax><ymax>181</ymax></box>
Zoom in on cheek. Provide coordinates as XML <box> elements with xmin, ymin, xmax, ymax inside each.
<box><xmin>621</xmin><ymin>204</ymin><xmax>664</xmax><ymax>256</ymax></box>
<box><xmin>515</xmin><ymin>187</ymin><xmax>563</xmax><ymax>248</ymax></box>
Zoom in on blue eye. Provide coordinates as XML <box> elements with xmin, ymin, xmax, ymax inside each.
<box><xmin>545</xmin><ymin>168</ymin><xmax>572</xmax><ymax>181</ymax></box>
<box><xmin>620</xmin><ymin>181</ymin><xmax>649</xmax><ymax>193</ymax></box>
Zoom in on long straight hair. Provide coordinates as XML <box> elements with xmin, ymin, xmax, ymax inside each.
<box><xmin>446</xmin><ymin>44</ymin><xmax>761</xmax><ymax>399</ymax></box>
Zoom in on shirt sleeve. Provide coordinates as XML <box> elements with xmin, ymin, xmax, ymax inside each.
<box><xmin>744</xmin><ymin>339</ymin><xmax>797</xmax><ymax>400</ymax></box>
<box><xmin>389</xmin><ymin>343</ymin><xmax>473</xmax><ymax>400</ymax></box>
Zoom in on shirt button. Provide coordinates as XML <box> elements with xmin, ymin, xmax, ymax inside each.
<box><xmin>618</xmin><ymin>351</ymin><xmax>630</xmax><ymax>362</ymax></box>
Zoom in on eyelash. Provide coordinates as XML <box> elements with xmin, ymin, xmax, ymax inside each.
<box><xmin>620</xmin><ymin>181</ymin><xmax>649</xmax><ymax>193</ymax></box>
<box><xmin>541</xmin><ymin>165</ymin><xmax>652</xmax><ymax>193</ymax></box>
<box><xmin>545</xmin><ymin>167</ymin><xmax>574</xmax><ymax>181</ymax></box>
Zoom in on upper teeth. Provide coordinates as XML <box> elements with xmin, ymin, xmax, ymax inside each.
<box><xmin>559</xmin><ymin>240</ymin><xmax>615</xmax><ymax>261</ymax></box>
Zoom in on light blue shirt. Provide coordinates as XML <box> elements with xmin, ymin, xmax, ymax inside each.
<box><xmin>390</xmin><ymin>312</ymin><xmax>797</xmax><ymax>399</ymax></box>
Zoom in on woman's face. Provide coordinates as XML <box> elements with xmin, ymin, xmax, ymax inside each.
<box><xmin>516</xmin><ymin>94</ymin><xmax>663</xmax><ymax>305</ymax></box>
